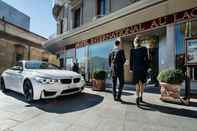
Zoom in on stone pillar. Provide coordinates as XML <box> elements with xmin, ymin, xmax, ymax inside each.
<box><xmin>121</xmin><ymin>37</ymin><xmax>133</xmax><ymax>83</ymax></box>
<box><xmin>63</xmin><ymin>1</ymin><xmax>71</xmax><ymax>32</ymax></box>
<box><xmin>166</xmin><ymin>24</ymin><xmax>176</xmax><ymax>69</ymax></box>
<box><xmin>27</xmin><ymin>46</ymin><xmax>31</xmax><ymax>60</ymax></box>
<box><xmin>85</xmin><ymin>46</ymin><xmax>89</xmax><ymax>81</ymax></box>
<box><xmin>66</xmin><ymin>1</ymin><xmax>73</xmax><ymax>31</ymax></box>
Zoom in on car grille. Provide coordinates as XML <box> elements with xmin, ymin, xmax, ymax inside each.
<box><xmin>43</xmin><ymin>90</ymin><xmax>56</xmax><ymax>97</ymax></box>
<box><xmin>73</xmin><ymin>78</ymin><xmax>80</xmax><ymax>83</ymax></box>
<box><xmin>60</xmin><ymin>79</ymin><xmax>72</xmax><ymax>84</ymax></box>
<box><xmin>61</xmin><ymin>88</ymin><xmax>80</xmax><ymax>94</ymax></box>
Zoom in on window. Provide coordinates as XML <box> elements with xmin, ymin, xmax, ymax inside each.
<box><xmin>89</xmin><ymin>39</ymin><xmax>114</xmax><ymax>80</ymax></box>
<box><xmin>59</xmin><ymin>58</ymin><xmax>64</xmax><ymax>68</ymax></box>
<box><xmin>76</xmin><ymin>47</ymin><xmax>86</xmax><ymax>75</ymax></box>
<box><xmin>60</xmin><ymin>20</ymin><xmax>64</xmax><ymax>34</ymax></box>
<box><xmin>97</xmin><ymin>0</ymin><xmax>107</xmax><ymax>16</ymax></box>
<box><xmin>175</xmin><ymin>20</ymin><xmax>197</xmax><ymax>81</ymax></box>
<box><xmin>65</xmin><ymin>58</ymin><xmax>73</xmax><ymax>70</ymax></box>
<box><xmin>25</xmin><ymin>61</ymin><xmax>58</xmax><ymax>70</ymax></box>
<box><xmin>16</xmin><ymin>53</ymin><xmax>24</xmax><ymax>62</ymax></box>
<box><xmin>73</xmin><ymin>8</ymin><xmax>81</xmax><ymax>28</ymax></box>
<box><xmin>65</xmin><ymin>49</ymin><xmax>76</xmax><ymax>70</ymax></box>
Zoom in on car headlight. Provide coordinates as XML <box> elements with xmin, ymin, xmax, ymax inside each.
<box><xmin>35</xmin><ymin>77</ymin><xmax>58</xmax><ymax>84</ymax></box>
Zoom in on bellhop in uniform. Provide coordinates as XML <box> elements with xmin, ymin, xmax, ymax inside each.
<box><xmin>109</xmin><ymin>40</ymin><xmax>126</xmax><ymax>101</ymax></box>
<box><xmin>130</xmin><ymin>36</ymin><xmax>149</xmax><ymax>105</ymax></box>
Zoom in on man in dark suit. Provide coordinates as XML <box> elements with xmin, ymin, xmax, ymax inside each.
<box><xmin>109</xmin><ymin>40</ymin><xmax>126</xmax><ymax>101</ymax></box>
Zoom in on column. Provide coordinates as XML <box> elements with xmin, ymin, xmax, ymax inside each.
<box><xmin>166</xmin><ymin>24</ymin><xmax>176</xmax><ymax>69</ymax></box>
<box><xmin>27</xmin><ymin>46</ymin><xmax>31</xmax><ymax>60</ymax></box>
<box><xmin>63</xmin><ymin>1</ymin><xmax>70</xmax><ymax>32</ymax></box>
<box><xmin>85</xmin><ymin>46</ymin><xmax>89</xmax><ymax>81</ymax></box>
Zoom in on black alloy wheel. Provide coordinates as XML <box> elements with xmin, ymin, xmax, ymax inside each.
<box><xmin>0</xmin><ymin>77</ymin><xmax>7</xmax><ymax>93</ymax></box>
<box><xmin>23</xmin><ymin>80</ymin><xmax>34</xmax><ymax>102</ymax></box>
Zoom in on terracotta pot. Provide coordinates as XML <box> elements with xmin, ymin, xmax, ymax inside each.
<box><xmin>159</xmin><ymin>82</ymin><xmax>181</xmax><ymax>103</ymax></box>
<box><xmin>92</xmin><ymin>79</ymin><xmax>106</xmax><ymax>91</ymax></box>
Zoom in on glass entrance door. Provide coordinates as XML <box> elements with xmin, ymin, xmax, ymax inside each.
<box><xmin>66</xmin><ymin>57</ymin><xmax>73</xmax><ymax>71</ymax></box>
<box><xmin>76</xmin><ymin>47</ymin><xmax>87</xmax><ymax>80</ymax></box>
<box><xmin>143</xmin><ymin>38</ymin><xmax>159</xmax><ymax>85</ymax></box>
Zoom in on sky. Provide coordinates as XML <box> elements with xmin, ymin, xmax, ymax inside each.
<box><xmin>2</xmin><ymin>0</ymin><xmax>56</xmax><ymax>38</ymax></box>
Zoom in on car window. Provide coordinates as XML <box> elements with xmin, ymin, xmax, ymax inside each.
<box><xmin>25</xmin><ymin>61</ymin><xmax>58</xmax><ymax>70</ymax></box>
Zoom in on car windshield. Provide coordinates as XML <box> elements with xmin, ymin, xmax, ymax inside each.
<box><xmin>25</xmin><ymin>61</ymin><xmax>59</xmax><ymax>70</ymax></box>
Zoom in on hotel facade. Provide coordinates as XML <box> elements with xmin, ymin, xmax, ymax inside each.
<box><xmin>44</xmin><ymin>0</ymin><xmax>197</xmax><ymax>86</ymax></box>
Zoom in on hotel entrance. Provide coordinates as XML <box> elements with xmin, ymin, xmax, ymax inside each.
<box><xmin>122</xmin><ymin>27</ymin><xmax>166</xmax><ymax>85</ymax></box>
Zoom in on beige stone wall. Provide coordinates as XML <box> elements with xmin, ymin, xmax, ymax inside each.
<box><xmin>30</xmin><ymin>47</ymin><xmax>59</xmax><ymax>65</ymax></box>
<box><xmin>47</xmin><ymin>54</ymin><xmax>59</xmax><ymax>65</ymax></box>
<box><xmin>0</xmin><ymin>40</ymin><xmax>59</xmax><ymax>74</ymax></box>
<box><xmin>30</xmin><ymin>47</ymin><xmax>43</xmax><ymax>60</ymax></box>
<box><xmin>0</xmin><ymin>39</ymin><xmax>15</xmax><ymax>73</ymax></box>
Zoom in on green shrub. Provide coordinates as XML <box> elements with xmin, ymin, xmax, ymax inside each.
<box><xmin>157</xmin><ymin>69</ymin><xmax>184</xmax><ymax>84</ymax></box>
<box><xmin>94</xmin><ymin>70</ymin><xmax>107</xmax><ymax>80</ymax></box>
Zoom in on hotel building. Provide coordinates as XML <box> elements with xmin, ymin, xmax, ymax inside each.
<box><xmin>44</xmin><ymin>0</ymin><xmax>197</xmax><ymax>89</ymax></box>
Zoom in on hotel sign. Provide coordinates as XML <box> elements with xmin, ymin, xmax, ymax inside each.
<box><xmin>74</xmin><ymin>7</ymin><xmax>197</xmax><ymax>48</ymax></box>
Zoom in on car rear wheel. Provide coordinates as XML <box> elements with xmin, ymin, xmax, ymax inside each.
<box><xmin>0</xmin><ymin>77</ymin><xmax>7</xmax><ymax>93</ymax></box>
<box><xmin>23</xmin><ymin>80</ymin><xmax>34</xmax><ymax>102</ymax></box>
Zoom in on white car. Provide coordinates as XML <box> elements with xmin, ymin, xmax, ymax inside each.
<box><xmin>0</xmin><ymin>60</ymin><xmax>85</xmax><ymax>102</ymax></box>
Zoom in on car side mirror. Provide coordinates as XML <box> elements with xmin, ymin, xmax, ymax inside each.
<box><xmin>11</xmin><ymin>66</ymin><xmax>23</xmax><ymax>72</ymax></box>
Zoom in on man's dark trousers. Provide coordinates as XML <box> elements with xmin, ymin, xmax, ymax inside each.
<box><xmin>112</xmin><ymin>68</ymin><xmax>124</xmax><ymax>100</ymax></box>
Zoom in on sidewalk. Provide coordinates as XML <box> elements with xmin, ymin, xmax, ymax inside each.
<box><xmin>0</xmin><ymin>86</ymin><xmax>197</xmax><ymax>131</ymax></box>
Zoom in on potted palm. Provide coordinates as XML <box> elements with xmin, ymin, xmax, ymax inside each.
<box><xmin>157</xmin><ymin>69</ymin><xmax>188</xmax><ymax>104</ymax></box>
<box><xmin>92</xmin><ymin>70</ymin><xmax>107</xmax><ymax>91</ymax></box>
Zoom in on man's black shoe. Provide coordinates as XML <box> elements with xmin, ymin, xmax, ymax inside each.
<box><xmin>136</xmin><ymin>97</ymin><xmax>140</xmax><ymax>106</ymax></box>
<box><xmin>114</xmin><ymin>97</ymin><xmax>118</xmax><ymax>101</ymax></box>
<box><xmin>117</xmin><ymin>97</ymin><xmax>123</xmax><ymax>102</ymax></box>
<box><xmin>139</xmin><ymin>97</ymin><xmax>143</xmax><ymax>102</ymax></box>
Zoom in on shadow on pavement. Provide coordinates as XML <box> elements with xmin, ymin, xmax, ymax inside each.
<box><xmin>121</xmin><ymin>100</ymin><xmax>136</xmax><ymax>106</ymax></box>
<box><xmin>138</xmin><ymin>101</ymin><xmax>197</xmax><ymax>119</ymax></box>
<box><xmin>104</xmin><ymin>88</ymin><xmax>134</xmax><ymax>96</ymax></box>
<box><xmin>124</xmin><ymin>85</ymin><xmax>161</xmax><ymax>94</ymax></box>
<box><xmin>4</xmin><ymin>90</ymin><xmax>104</xmax><ymax>114</ymax></box>
<box><xmin>106</xmin><ymin>84</ymin><xmax>161</xmax><ymax>94</ymax></box>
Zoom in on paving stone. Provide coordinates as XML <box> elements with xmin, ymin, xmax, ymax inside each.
<box><xmin>0</xmin><ymin>119</ymin><xmax>20</xmax><ymax>131</ymax></box>
<box><xmin>96</xmin><ymin>118</ymin><xmax>124</xmax><ymax>131</ymax></box>
<box><xmin>10</xmin><ymin>115</ymin><xmax>71</xmax><ymax>131</ymax></box>
<box><xmin>0</xmin><ymin>87</ymin><xmax>197</xmax><ymax>131</ymax></box>
<box><xmin>66</xmin><ymin>125</ymin><xmax>93</xmax><ymax>131</ymax></box>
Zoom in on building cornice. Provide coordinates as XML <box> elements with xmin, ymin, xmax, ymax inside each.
<box><xmin>45</xmin><ymin>0</ymin><xmax>197</xmax><ymax>53</ymax></box>
<box><xmin>0</xmin><ymin>18</ymin><xmax>47</xmax><ymax>48</ymax></box>
<box><xmin>47</xmin><ymin>0</ymin><xmax>167</xmax><ymax>46</ymax></box>
<box><xmin>52</xmin><ymin>0</ymin><xmax>71</xmax><ymax>20</ymax></box>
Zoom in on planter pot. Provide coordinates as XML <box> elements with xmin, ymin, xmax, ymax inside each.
<box><xmin>92</xmin><ymin>79</ymin><xmax>106</xmax><ymax>91</ymax></box>
<box><xmin>159</xmin><ymin>82</ymin><xmax>181</xmax><ymax>103</ymax></box>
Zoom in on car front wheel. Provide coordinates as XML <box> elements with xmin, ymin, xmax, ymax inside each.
<box><xmin>23</xmin><ymin>80</ymin><xmax>34</xmax><ymax>102</ymax></box>
<box><xmin>0</xmin><ymin>77</ymin><xmax>7</xmax><ymax>93</ymax></box>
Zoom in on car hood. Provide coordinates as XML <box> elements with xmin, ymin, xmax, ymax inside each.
<box><xmin>29</xmin><ymin>69</ymin><xmax>81</xmax><ymax>79</ymax></box>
